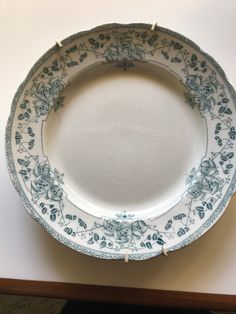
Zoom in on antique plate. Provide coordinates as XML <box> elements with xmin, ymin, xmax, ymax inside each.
<box><xmin>6</xmin><ymin>23</ymin><xmax>236</xmax><ymax>260</ymax></box>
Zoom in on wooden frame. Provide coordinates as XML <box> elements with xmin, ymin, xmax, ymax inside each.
<box><xmin>0</xmin><ymin>279</ymin><xmax>236</xmax><ymax>311</ymax></box>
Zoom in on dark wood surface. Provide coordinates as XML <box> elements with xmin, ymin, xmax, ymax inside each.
<box><xmin>0</xmin><ymin>278</ymin><xmax>236</xmax><ymax>311</ymax></box>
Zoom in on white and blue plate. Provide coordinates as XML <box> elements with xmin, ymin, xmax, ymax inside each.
<box><xmin>6</xmin><ymin>23</ymin><xmax>236</xmax><ymax>260</ymax></box>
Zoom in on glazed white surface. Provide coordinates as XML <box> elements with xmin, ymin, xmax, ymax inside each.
<box><xmin>1</xmin><ymin>0</ymin><xmax>236</xmax><ymax>294</ymax></box>
<box><xmin>44</xmin><ymin>64</ymin><xmax>205</xmax><ymax>218</ymax></box>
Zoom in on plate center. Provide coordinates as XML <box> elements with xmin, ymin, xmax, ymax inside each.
<box><xmin>43</xmin><ymin>63</ymin><xmax>206</xmax><ymax>219</ymax></box>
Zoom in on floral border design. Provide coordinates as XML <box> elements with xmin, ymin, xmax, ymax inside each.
<box><xmin>5</xmin><ymin>23</ymin><xmax>236</xmax><ymax>260</ymax></box>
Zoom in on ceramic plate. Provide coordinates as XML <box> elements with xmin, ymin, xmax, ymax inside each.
<box><xmin>6</xmin><ymin>23</ymin><xmax>236</xmax><ymax>260</ymax></box>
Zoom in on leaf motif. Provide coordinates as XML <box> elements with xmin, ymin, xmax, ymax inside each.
<box><xmin>222</xmin><ymin>98</ymin><xmax>229</xmax><ymax>103</ymax></box>
<box><xmin>196</xmin><ymin>208</ymin><xmax>205</xmax><ymax>219</ymax></box>
<box><xmin>146</xmin><ymin>242</ymin><xmax>152</xmax><ymax>249</ymax></box>
<box><xmin>94</xmin><ymin>233</ymin><xmax>99</xmax><ymax>241</ymax></box>
<box><xmin>177</xmin><ymin>228</ymin><xmax>186</xmax><ymax>237</ymax></box>
<box><xmin>17</xmin><ymin>158</ymin><xmax>24</xmax><ymax>165</ymax></box>
<box><xmin>196</xmin><ymin>206</ymin><xmax>204</xmax><ymax>211</ymax></box>
<box><xmin>42</xmin><ymin>207</ymin><xmax>47</xmax><ymax>214</ymax></box>
<box><xmin>170</xmin><ymin>57</ymin><xmax>182</xmax><ymax>63</ymax></box>
<box><xmin>174</xmin><ymin>213</ymin><xmax>186</xmax><ymax>220</ymax></box>
<box><xmin>221</xmin><ymin>155</ymin><xmax>227</xmax><ymax>161</ymax></box>
<box><xmin>52</xmin><ymin>66</ymin><xmax>59</xmax><ymax>71</ymax></box>
<box><xmin>20</xmin><ymin>103</ymin><xmax>27</xmax><ymax>109</ymax></box>
<box><xmin>18</xmin><ymin>114</ymin><xmax>25</xmax><ymax>120</ymax></box>
<box><xmin>165</xmin><ymin>219</ymin><xmax>172</xmax><ymax>230</ymax></box>
<box><xmin>191</xmin><ymin>54</ymin><xmax>197</xmax><ymax>62</ymax></box>
<box><xmin>50</xmin><ymin>214</ymin><xmax>56</xmax><ymax>222</ymax></box>
<box><xmin>147</xmin><ymin>38</ymin><xmax>153</xmax><ymax>46</ymax></box>
<box><xmin>219</xmin><ymin>106</ymin><xmax>225</xmax><ymax>113</ymax></box>
<box><xmin>87</xmin><ymin>238</ymin><xmax>94</xmax><ymax>244</ymax></box>
<box><xmin>43</xmin><ymin>67</ymin><xmax>49</xmax><ymax>74</ymax></box>
<box><xmin>226</xmin><ymin>152</ymin><xmax>234</xmax><ymax>159</ymax></box>
<box><xmin>66</xmin><ymin>214</ymin><xmax>73</xmax><ymax>220</ymax></box>
<box><xmin>28</xmin><ymin>139</ymin><xmax>35</xmax><ymax>150</ymax></box>
<box><xmin>19</xmin><ymin>170</ymin><xmax>27</xmax><ymax>175</ymax></box>
<box><xmin>100</xmin><ymin>241</ymin><xmax>106</xmax><ymax>249</ymax></box>
<box><xmin>152</xmin><ymin>233</ymin><xmax>157</xmax><ymax>241</ymax></box>
<box><xmin>140</xmin><ymin>241</ymin><xmax>145</xmax><ymax>248</ymax></box>
<box><xmin>161</xmin><ymin>50</ymin><xmax>169</xmax><ymax>60</ymax></box>
<box><xmin>88</xmin><ymin>38</ymin><xmax>96</xmax><ymax>45</ymax></box>
<box><xmin>15</xmin><ymin>131</ymin><xmax>22</xmax><ymax>144</ymax></box>
<box><xmin>225</xmin><ymin>108</ymin><xmax>232</xmax><ymax>115</ymax></box>
<box><xmin>24</xmin><ymin>112</ymin><xmax>30</xmax><ymax>118</ymax></box>
<box><xmin>64</xmin><ymin>227</ymin><xmax>73</xmax><ymax>235</ymax></box>
<box><xmin>24</xmin><ymin>160</ymin><xmax>30</xmax><ymax>167</ymax></box>
<box><xmin>156</xmin><ymin>237</ymin><xmax>164</xmax><ymax>245</ymax></box>
<box><xmin>207</xmin><ymin>203</ymin><xmax>213</xmax><ymax>210</ymax></box>
<box><xmin>51</xmin><ymin>208</ymin><xmax>58</xmax><ymax>214</ymax></box>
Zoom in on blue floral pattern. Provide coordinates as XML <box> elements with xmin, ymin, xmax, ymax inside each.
<box><xmin>6</xmin><ymin>24</ymin><xmax>236</xmax><ymax>259</ymax></box>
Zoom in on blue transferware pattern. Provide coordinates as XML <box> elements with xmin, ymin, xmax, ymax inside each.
<box><xmin>6</xmin><ymin>24</ymin><xmax>236</xmax><ymax>260</ymax></box>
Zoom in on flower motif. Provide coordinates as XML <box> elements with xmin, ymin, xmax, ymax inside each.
<box><xmin>132</xmin><ymin>46</ymin><xmax>145</xmax><ymax>60</ymax></box>
<box><xmin>104</xmin><ymin>46</ymin><xmax>119</xmax><ymax>62</ymax></box>
<box><xmin>49</xmin><ymin>79</ymin><xmax>64</xmax><ymax>96</ymax></box>
<box><xmin>103</xmin><ymin>219</ymin><xmax>147</xmax><ymax>244</ymax></box>
<box><xmin>35</xmin><ymin>100</ymin><xmax>50</xmax><ymax>116</ymax></box>
<box><xmin>48</xmin><ymin>184</ymin><xmax>63</xmax><ymax>201</ymax></box>
<box><xmin>114</xmin><ymin>222</ymin><xmax>132</xmax><ymax>244</ymax></box>
<box><xmin>186</xmin><ymin>75</ymin><xmax>201</xmax><ymax>91</ymax></box>
<box><xmin>31</xmin><ymin>177</ymin><xmax>51</xmax><ymax>194</ymax></box>
<box><xmin>131</xmin><ymin>220</ymin><xmax>147</xmax><ymax>237</ymax></box>
<box><xmin>202</xmin><ymin>176</ymin><xmax>220</xmax><ymax>194</ymax></box>
<box><xmin>188</xmin><ymin>182</ymin><xmax>204</xmax><ymax>199</ymax></box>
<box><xmin>187</xmin><ymin>159</ymin><xmax>221</xmax><ymax>199</ymax></box>
<box><xmin>103</xmin><ymin>219</ymin><xmax>120</xmax><ymax>236</ymax></box>
<box><xmin>31</xmin><ymin>162</ymin><xmax>64</xmax><ymax>201</ymax></box>
<box><xmin>185</xmin><ymin>75</ymin><xmax>218</xmax><ymax>116</ymax></box>
<box><xmin>119</xmin><ymin>42</ymin><xmax>133</xmax><ymax>59</ymax></box>
<box><xmin>34</xmin><ymin>78</ymin><xmax>64</xmax><ymax>116</ymax></box>
<box><xmin>198</xmin><ymin>81</ymin><xmax>217</xmax><ymax>99</ymax></box>
<box><xmin>115</xmin><ymin>211</ymin><xmax>135</xmax><ymax>220</ymax></box>
<box><xmin>200</xmin><ymin>159</ymin><xmax>217</xmax><ymax>176</ymax></box>
<box><xmin>35</xmin><ymin>82</ymin><xmax>52</xmax><ymax>99</ymax></box>
<box><xmin>34</xmin><ymin>162</ymin><xmax>51</xmax><ymax>178</ymax></box>
<box><xmin>184</xmin><ymin>92</ymin><xmax>196</xmax><ymax>109</ymax></box>
<box><xmin>198</xmin><ymin>97</ymin><xmax>214</xmax><ymax>114</ymax></box>
<box><xmin>103</xmin><ymin>220</ymin><xmax>131</xmax><ymax>244</ymax></box>
<box><xmin>104</xmin><ymin>41</ymin><xmax>145</xmax><ymax>64</ymax></box>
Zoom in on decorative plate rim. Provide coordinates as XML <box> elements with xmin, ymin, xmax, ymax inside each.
<box><xmin>5</xmin><ymin>23</ymin><xmax>236</xmax><ymax>260</ymax></box>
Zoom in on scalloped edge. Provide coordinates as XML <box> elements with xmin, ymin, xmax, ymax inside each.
<box><xmin>5</xmin><ymin>23</ymin><xmax>236</xmax><ymax>260</ymax></box>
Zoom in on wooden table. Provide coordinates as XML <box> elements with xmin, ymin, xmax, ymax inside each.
<box><xmin>1</xmin><ymin>0</ymin><xmax>236</xmax><ymax>311</ymax></box>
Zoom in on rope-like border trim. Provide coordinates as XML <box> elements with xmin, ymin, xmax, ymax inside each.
<box><xmin>5</xmin><ymin>23</ymin><xmax>236</xmax><ymax>260</ymax></box>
